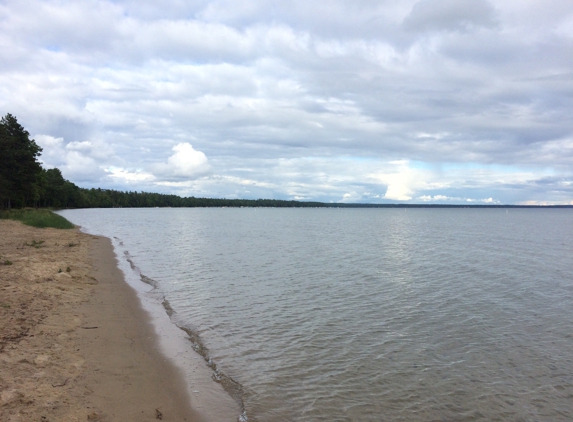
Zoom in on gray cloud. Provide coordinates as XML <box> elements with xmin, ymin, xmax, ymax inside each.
<box><xmin>1</xmin><ymin>0</ymin><xmax>572</xmax><ymax>204</ymax></box>
<box><xmin>403</xmin><ymin>0</ymin><xmax>497</xmax><ymax>32</ymax></box>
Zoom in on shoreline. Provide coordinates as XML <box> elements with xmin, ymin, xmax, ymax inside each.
<box><xmin>0</xmin><ymin>220</ymin><xmax>239</xmax><ymax>421</ymax></box>
<box><xmin>97</xmin><ymin>230</ymin><xmax>241</xmax><ymax>422</ymax></box>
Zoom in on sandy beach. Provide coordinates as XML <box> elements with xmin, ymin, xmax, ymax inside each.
<box><xmin>0</xmin><ymin>219</ymin><xmax>236</xmax><ymax>422</ymax></box>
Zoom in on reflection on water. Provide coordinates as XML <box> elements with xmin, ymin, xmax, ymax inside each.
<box><xmin>59</xmin><ymin>208</ymin><xmax>573</xmax><ymax>421</ymax></box>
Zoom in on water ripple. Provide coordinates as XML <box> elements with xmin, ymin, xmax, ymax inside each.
<box><xmin>60</xmin><ymin>208</ymin><xmax>573</xmax><ymax>421</ymax></box>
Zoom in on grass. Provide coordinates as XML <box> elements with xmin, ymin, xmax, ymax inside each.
<box><xmin>0</xmin><ymin>208</ymin><xmax>75</xmax><ymax>229</ymax></box>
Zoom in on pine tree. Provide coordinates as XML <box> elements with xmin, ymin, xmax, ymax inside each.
<box><xmin>0</xmin><ymin>114</ymin><xmax>43</xmax><ymax>208</ymax></box>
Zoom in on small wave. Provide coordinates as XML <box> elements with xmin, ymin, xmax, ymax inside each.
<box><xmin>140</xmin><ymin>274</ymin><xmax>159</xmax><ymax>288</ymax></box>
<box><xmin>121</xmin><ymin>247</ymin><xmax>249</xmax><ymax>421</ymax></box>
<box><xmin>179</xmin><ymin>325</ymin><xmax>251</xmax><ymax>421</ymax></box>
<box><xmin>162</xmin><ymin>298</ymin><xmax>175</xmax><ymax>317</ymax></box>
<box><xmin>121</xmin><ymin>249</ymin><xmax>159</xmax><ymax>289</ymax></box>
<box><xmin>123</xmin><ymin>250</ymin><xmax>139</xmax><ymax>272</ymax></box>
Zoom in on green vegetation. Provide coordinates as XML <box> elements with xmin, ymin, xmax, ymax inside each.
<box><xmin>0</xmin><ymin>208</ymin><xmax>75</xmax><ymax>229</ymax></box>
<box><xmin>0</xmin><ymin>114</ymin><xmax>43</xmax><ymax>209</ymax></box>
<box><xmin>74</xmin><ymin>189</ymin><xmax>332</xmax><ymax>208</ymax></box>
<box><xmin>25</xmin><ymin>239</ymin><xmax>45</xmax><ymax>248</ymax></box>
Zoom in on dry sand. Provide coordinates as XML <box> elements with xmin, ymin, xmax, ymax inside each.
<box><xmin>0</xmin><ymin>219</ymin><xmax>237</xmax><ymax>422</ymax></box>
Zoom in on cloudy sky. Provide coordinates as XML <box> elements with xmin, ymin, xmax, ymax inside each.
<box><xmin>1</xmin><ymin>0</ymin><xmax>572</xmax><ymax>204</ymax></box>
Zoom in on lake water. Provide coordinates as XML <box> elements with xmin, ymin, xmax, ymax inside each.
<box><xmin>58</xmin><ymin>208</ymin><xmax>573</xmax><ymax>421</ymax></box>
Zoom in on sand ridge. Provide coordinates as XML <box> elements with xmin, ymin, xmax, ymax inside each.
<box><xmin>0</xmin><ymin>219</ymin><xmax>210</xmax><ymax>421</ymax></box>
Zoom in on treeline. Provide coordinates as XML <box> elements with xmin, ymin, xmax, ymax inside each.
<box><xmin>76</xmin><ymin>189</ymin><xmax>328</xmax><ymax>208</ymax></box>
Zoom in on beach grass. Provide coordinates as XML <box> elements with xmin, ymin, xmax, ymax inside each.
<box><xmin>0</xmin><ymin>208</ymin><xmax>75</xmax><ymax>229</ymax></box>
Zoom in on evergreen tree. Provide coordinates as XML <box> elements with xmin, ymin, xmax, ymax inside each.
<box><xmin>0</xmin><ymin>114</ymin><xmax>43</xmax><ymax>208</ymax></box>
<box><xmin>39</xmin><ymin>168</ymin><xmax>82</xmax><ymax>208</ymax></box>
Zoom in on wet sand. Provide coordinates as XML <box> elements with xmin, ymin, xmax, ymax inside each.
<box><xmin>0</xmin><ymin>220</ymin><xmax>237</xmax><ymax>421</ymax></box>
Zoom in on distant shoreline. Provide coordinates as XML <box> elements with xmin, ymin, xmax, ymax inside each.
<box><xmin>54</xmin><ymin>203</ymin><xmax>573</xmax><ymax>209</ymax></box>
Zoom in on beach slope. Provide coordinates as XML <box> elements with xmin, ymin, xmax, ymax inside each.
<box><xmin>0</xmin><ymin>220</ymin><xmax>209</xmax><ymax>421</ymax></box>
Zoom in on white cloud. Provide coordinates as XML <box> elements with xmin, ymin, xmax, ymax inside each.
<box><xmin>66</xmin><ymin>141</ymin><xmax>91</xmax><ymax>151</ymax></box>
<box><xmin>61</xmin><ymin>150</ymin><xmax>107</xmax><ymax>182</ymax></box>
<box><xmin>339</xmin><ymin>192</ymin><xmax>362</xmax><ymax>203</ymax></box>
<box><xmin>106</xmin><ymin>167</ymin><xmax>156</xmax><ymax>183</ymax></box>
<box><xmin>368</xmin><ymin>161</ymin><xmax>426</xmax><ymax>201</ymax></box>
<box><xmin>34</xmin><ymin>133</ymin><xmax>112</xmax><ymax>183</ymax></box>
<box><xmin>461</xmin><ymin>197</ymin><xmax>501</xmax><ymax>204</ymax></box>
<box><xmin>419</xmin><ymin>194</ymin><xmax>451</xmax><ymax>201</ymax></box>
<box><xmin>154</xmin><ymin>143</ymin><xmax>211</xmax><ymax>180</ymax></box>
<box><xmin>35</xmin><ymin>134</ymin><xmax>65</xmax><ymax>167</ymax></box>
<box><xmin>419</xmin><ymin>194</ymin><xmax>500</xmax><ymax>204</ymax></box>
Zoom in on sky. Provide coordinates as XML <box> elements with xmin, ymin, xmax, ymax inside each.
<box><xmin>1</xmin><ymin>0</ymin><xmax>572</xmax><ymax>205</ymax></box>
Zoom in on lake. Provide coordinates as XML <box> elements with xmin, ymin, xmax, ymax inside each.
<box><xmin>59</xmin><ymin>208</ymin><xmax>573</xmax><ymax>421</ymax></box>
